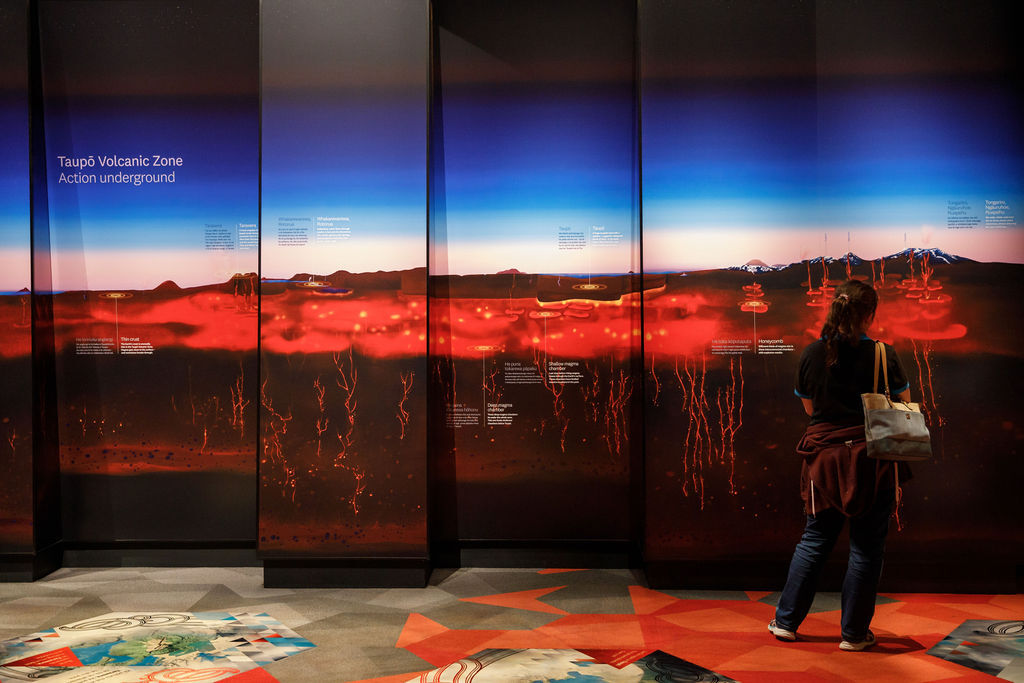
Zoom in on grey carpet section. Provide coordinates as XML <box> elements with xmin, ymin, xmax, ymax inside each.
<box><xmin>0</xmin><ymin>566</ymin><xmax>859</xmax><ymax>682</ymax></box>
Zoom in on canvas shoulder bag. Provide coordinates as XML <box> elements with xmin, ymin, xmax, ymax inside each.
<box><xmin>862</xmin><ymin>341</ymin><xmax>932</xmax><ymax>461</ymax></box>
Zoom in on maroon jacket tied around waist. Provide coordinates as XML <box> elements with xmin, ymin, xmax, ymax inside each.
<box><xmin>797</xmin><ymin>422</ymin><xmax>908</xmax><ymax>517</ymax></box>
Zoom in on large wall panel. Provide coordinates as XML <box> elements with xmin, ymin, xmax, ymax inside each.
<box><xmin>0</xmin><ymin>0</ymin><xmax>32</xmax><ymax>555</ymax></box>
<box><xmin>430</xmin><ymin>0</ymin><xmax>641</xmax><ymax>551</ymax></box>
<box><xmin>260</xmin><ymin>0</ymin><xmax>429</xmax><ymax>569</ymax></box>
<box><xmin>641</xmin><ymin>0</ymin><xmax>819</xmax><ymax>579</ymax></box>
<box><xmin>39</xmin><ymin>0</ymin><xmax>260</xmax><ymax>545</ymax></box>
<box><xmin>813</xmin><ymin>0</ymin><xmax>1023</xmax><ymax>583</ymax></box>
<box><xmin>642</xmin><ymin>0</ymin><xmax>1024</xmax><ymax>588</ymax></box>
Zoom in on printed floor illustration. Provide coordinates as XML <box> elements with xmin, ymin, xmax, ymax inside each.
<box><xmin>0</xmin><ymin>611</ymin><xmax>313</xmax><ymax>682</ymax></box>
<box><xmin>928</xmin><ymin>620</ymin><xmax>1024</xmax><ymax>682</ymax></box>
<box><xmin>405</xmin><ymin>648</ymin><xmax>737</xmax><ymax>682</ymax></box>
<box><xmin>1</xmin><ymin>568</ymin><xmax>1022</xmax><ymax>681</ymax></box>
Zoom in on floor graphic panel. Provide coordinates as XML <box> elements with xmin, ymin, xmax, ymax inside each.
<box><xmin>406</xmin><ymin>648</ymin><xmax>737</xmax><ymax>683</ymax></box>
<box><xmin>928</xmin><ymin>620</ymin><xmax>1024</xmax><ymax>682</ymax></box>
<box><xmin>0</xmin><ymin>612</ymin><xmax>312</xmax><ymax>682</ymax></box>
<box><xmin>4</xmin><ymin>568</ymin><xmax>1023</xmax><ymax>682</ymax></box>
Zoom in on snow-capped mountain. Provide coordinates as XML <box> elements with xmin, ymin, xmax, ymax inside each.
<box><xmin>729</xmin><ymin>248</ymin><xmax>969</xmax><ymax>272</ymax></box>
<box><xmin>886</xmin><ymin>247</ymin><xmax>970</xmax><ymax>264</ymax></box>
<box><xmin>805</xmin><ymin>253</ymin><xmax>866</xmax><ymax>267</ymax></box>
<box><xmin>729</xmin><ymin>259</ymin><xmax>782</xmax><ymax>274</ymax></box>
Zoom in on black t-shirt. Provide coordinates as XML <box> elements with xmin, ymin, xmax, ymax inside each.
<box><xmin>795</xmin><ymin>336</ymin><xmax>910</xmax><ymax>426</ymax></box>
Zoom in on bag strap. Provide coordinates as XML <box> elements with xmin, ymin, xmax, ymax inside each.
<box><xmin>872</xmin><ymin>342</ymin><xmax>880</xmax><ymax>393</ymax></box>
<box><xmin>873</xmin><ymin>340</ymin><xmax>891</xmax><ymax>400</ymax></box>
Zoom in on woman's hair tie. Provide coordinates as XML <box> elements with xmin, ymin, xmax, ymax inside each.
<box><xmin>837</xmin><ymin>293</ymin><xmax>850</xmax><ymax>302</ymax></box>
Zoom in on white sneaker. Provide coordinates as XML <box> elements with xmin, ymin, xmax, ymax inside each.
<box><xmin>839</xmin><ymin>630</ymin><xmax>876</xmax><ymax>651</ymax></box>
<box><xmin>768</xmin><ymin>619</ymin><xmax>797</xmax><ymax>642</ymax></box>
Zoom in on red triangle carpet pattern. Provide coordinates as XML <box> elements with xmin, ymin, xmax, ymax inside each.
<box><xmin>349</xmin><ymin>572</ymin><xmax>1023</xmax><ymax>682</ymax></box>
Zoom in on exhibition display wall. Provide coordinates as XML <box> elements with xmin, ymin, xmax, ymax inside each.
<box><xmin>641</xmin><ymin>0</ymin><xmax>1023</xmax><ymax>585</ymax></box>
<box><xmin>38</xmin><ymin>0</ymin><xmax>260</xmax><ymax>545</ymax></box>
<box><xmin>0</xmin><ymin>0</ymin><xmax>32</xmax><ymax>554</ymax></box>
<box><xmin>260</xmin><ymin>0</ymin><xmax>429</xmax><ymax>567</ymax></box>
<box><xmin>642</xmin><ymin>0</ymin><xmax>819</xmax><ymax>579</ymax></box>
<box><xmin>430</xmin><ymin>0</ymin><xmax>642</xmax><ymax>553</ymax></box>
<box><xmin>0</xmin><ymin>0</ymin><xmax>1020</xmax><ymax>588</ymax></box>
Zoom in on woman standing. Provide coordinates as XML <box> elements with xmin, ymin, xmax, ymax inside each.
<box><xmin>768</xmin><ymin>279</ymin><xmax>910</xmax><ymax>651</ymax></box>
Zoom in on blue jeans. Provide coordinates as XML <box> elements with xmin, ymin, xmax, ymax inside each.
<box><xmin>775</xmin><ymin>487</ymin><xmax>895</xmax><ymax>641</ymax></box>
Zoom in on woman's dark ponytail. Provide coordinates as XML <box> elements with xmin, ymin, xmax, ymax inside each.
<box><xmin>821</xmin><ymin>280</ymin><xmax>878</xmax><ymax>366</ymax></box>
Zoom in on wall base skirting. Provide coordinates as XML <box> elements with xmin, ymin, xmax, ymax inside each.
<box><xmin>61</xmin><ymin>542</ymin><xmax>261</xmax><ymax>568</ymax></box>
<box><xmin>263</xmin><ymin>557</ymin><xmax>431</xmax><ymax>588</ymax></box>
<box><xmin>436</xmin><ymin>540</ymin><xmax>640</xmax><ymax>570</ymax></box>
<box><xmin>5</xmin><ymin>543</ymin><xmax>1018</xmax><ymax>594</ymax></box>
<box><xmin>0</xmin><ymin>541</ymin><xmax>62</xmax><ymax>582</ymax></box>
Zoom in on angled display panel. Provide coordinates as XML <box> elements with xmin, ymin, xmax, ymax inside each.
<box><xmin>431</xmin><ymin>0</ymin><xmax>641</xmax><ymax>546</ymax></box>
<box><xmin>642</xmin><ymin>0</ymin><xmax>1023</xmax><ymax>586</ymax></box>
<box><xmin>0</xmin><ymin>0</ymin><xmax>32</xmax><ymax>553</ymax></box>
<box><xmin>38</xmin><ymin>0</ymin><xmax>260</xmax><ymax>544</ymax></box>
<box><xmin>813</xmin><ymin>0</ymin><xmax>1023</xmax><ymax>581</ymax></box>
<box><xmin>260</xmin><ymin>0</ymin><xmax>429</xmax><ymax>559</ymax></box>
<box><xmin>641</xmin><ymin>0</ymin><xmax>819</xmax><ymax>577</ymax></box>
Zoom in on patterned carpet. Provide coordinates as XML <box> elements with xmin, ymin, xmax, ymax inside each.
<box><xmin>1</xmin><ymin>567</ymin><xmax>1021</xmax><ymax>681</ymax></box>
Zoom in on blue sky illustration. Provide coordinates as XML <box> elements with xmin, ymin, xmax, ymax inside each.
<box><xmin>0</xmin><ymin>92</ymin><xmax>29</xmax><ymax>245</ymax></box>
<box><xmin>261</xmin><ymin>88</ymin><xmax>426</xmax><ymax>257</ymax></box>
<box><xmin>643</xmin><ymin>78</ymin><xmax>1024</xmax><ymax>266</ymax></box>
<box><xmin>44</xmin><ymin>97</ymin><xmax>257</xmax><ymax>252</ymax></box>
<box><xmin>434</xmin><ymin>84</ymin><xmax>638</xmax><ymax>274</ymax></box>
<box><xmin>0</xmin><ymin>90</ymin><xmax>30</xmax><ymax>291</ymax></box>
